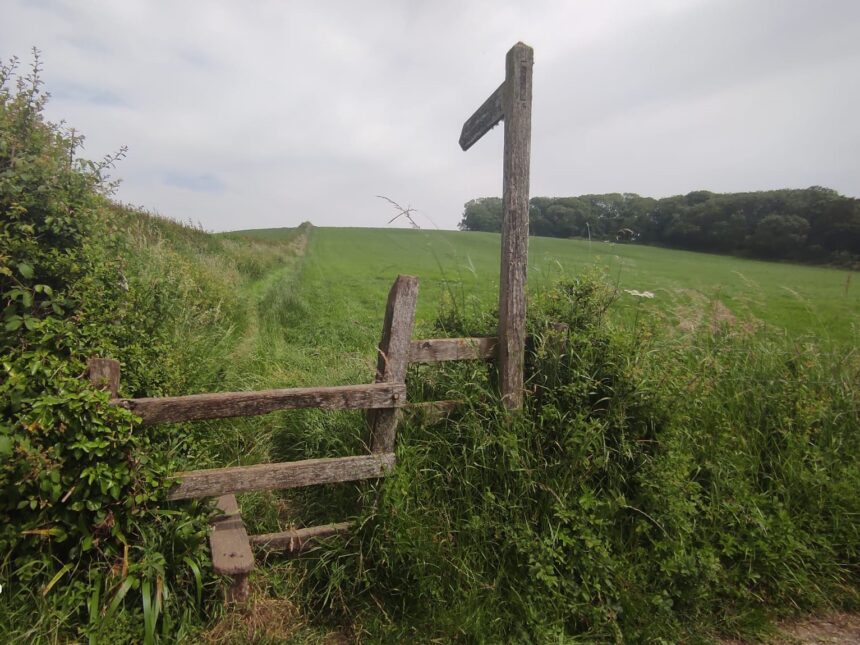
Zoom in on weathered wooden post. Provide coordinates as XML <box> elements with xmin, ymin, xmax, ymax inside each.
<box><xmin>88</xmin><ymin>357</ymin><xmax>120</xmax><ymax>397</ymax></box>
<box><xmin>368</xmin><ymin>274</ymin><xmax>419</xmax><ymax>452</ymax></box>
<box><xmin>459</xmin><ymin>42</ymin><xmax>534</xmax><ymax>409</ymax></box>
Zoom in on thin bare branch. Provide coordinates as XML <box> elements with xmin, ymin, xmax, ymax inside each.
<box><xmin>377</xmin><ymin>195</ymin><xmax>420</xmax><ymax>229</ymax></box>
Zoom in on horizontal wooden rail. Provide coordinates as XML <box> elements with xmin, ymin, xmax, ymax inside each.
<box><xmin>250</xmin><ymin>522</ymin><xmax>353</xmax><ymax>553</ymax></box>
<box><xmin>120</xmin><ymin>382</ymin><xmax>406</xmax><ymax>426</ymax></box>
<box><xmin>404</xmin><ymin>400</ymin><xmax>461</xmax><ymax>423</ymax></box>
<box><xmin>168</xmin><ymin>453</ymin><xmax>396</xmax><ymax>500</ymax></box>
<box><xmin>409</xmin><ymin>337</ymin><xmax>498</xmax><ymax>363</ymax></box>
<box><xmin>406</xmin><ymin>400</ymin><xmax>460</xmax><ymax>413</ymax></box>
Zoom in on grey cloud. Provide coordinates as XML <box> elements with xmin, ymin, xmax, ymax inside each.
<box><xmin>163</xmin><ymin>172</ymin><xmax>225</xmax><ymax>194</ymax></box>
<box><xmin>59</xmin><ymin>35</ymin><xmax>112</xmax><ymax>55</ymax></box>
<box><xmin>1</xmin><ymin>0</ymin><xmax>858</xmax><ymax>232</ymax></box>
<box><xmin>51</xmin><ymin>81</ymin><xmax>126</xmax><ymax>106</ymax></box>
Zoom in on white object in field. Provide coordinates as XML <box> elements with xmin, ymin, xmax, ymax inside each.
<box><xmin>624</xmin><ymin>289</ymin><xmax>655</xmax><ymax>299</ymax></box>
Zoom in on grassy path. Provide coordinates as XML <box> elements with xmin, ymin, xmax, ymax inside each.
<box><xmin>199</xmin><ymin>225</ymin><xmax>360</xmax><ymax>643</ymax></box>
<box><xmin>222</xmin><ymin>224</ymin><xmax>314</xmax><ymax>389</ymax></box>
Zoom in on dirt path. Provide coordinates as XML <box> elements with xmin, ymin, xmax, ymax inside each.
<box><xmin>770</xmin><ymin>613</ymin><xmax>860</xmax><ymax>644</ymax></box>
<box><xmin>722</xmin><ymin>613</ymin><xmax>860</xmax><ymax>644</ymax></box>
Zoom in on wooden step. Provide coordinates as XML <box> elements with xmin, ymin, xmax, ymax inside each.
<box><xmin>210</xmin><ymin>494</ymin><xmax>254</xmax><ymax>602</ymax></box>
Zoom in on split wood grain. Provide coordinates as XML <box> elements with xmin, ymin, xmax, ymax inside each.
<box><xmin>409</xmin><ymin>337</ymin><xmax>498</xmax><ymax>363</ymax></box>
<box><xmin>168</xmin><ymin>453</ymin><xmax>396</xmax><ymax>500</ymax></box>
<box><xmin>459</xmin><ymin>82</ymin><xmax>505</xmax><ymax>151</ymax></box>
<box><xmin>368</xmin><ymin>275</ymin><xmax>419</xmax><ymax>453</ymax></box>
<box><xmin>120</xmin><ymin>382</ymin><xmax>405</xmax><ymax>426</ymax></box>
<box><xmin>498</xmin><ymin>42</ymin><xmax>533</xmax><ymax>410</ymax></box>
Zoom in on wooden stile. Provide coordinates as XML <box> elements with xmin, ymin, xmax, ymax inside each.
<box><xmin>122</xmin><ymin>382</ymin><xmax>405</xmax><ymax>426</ymax></box>
<box><xmin>85</xmin><ymin>261</ymin><xmax>511</xmax><ymax>605</ymax></box>
<box><xmin>368</xmin><ymin>275</ymin><xmax>419</xmax><ymax>453</ymax></box>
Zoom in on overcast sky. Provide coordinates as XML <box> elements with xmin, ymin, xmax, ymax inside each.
<box><xmin>3</xmin><ymin>0</ymin><xmax>859</xmax><ymax>231</ymax></box>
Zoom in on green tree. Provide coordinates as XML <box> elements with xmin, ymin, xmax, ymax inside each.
<box><xmin>749</xmin><ymin>214</ymin><xmax>810</xmax><ymax>258</ymax></box>
<box><xmin>458</xmin><ymin>197</ymin><xmax>502</xmax><ymax>232</ymax></box>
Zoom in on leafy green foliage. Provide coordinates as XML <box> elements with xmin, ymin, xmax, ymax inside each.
<box><xmin>0</xmin><ymin>52</ymin><xmax>222</xmax><ymax>643</ymax></box>
<box><xmin>1</xmin><ymin>54</ymin><xmax>95</xmax><ymax>334</ymax></box>
<box><xmin>291</xmin><ymin>277</ymin><xmax>858</xmax><ymax>642</ymax></box>
<box><xmin>460</xmin><ymin>188</ymin><xmax>860</xmax><ymax>267</ymax></box>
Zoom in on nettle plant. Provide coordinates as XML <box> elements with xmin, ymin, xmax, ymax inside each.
<box><xmin>0</xmin><ymin>51</ymin><xmax>208</xmax><ymax>632</ymax></box>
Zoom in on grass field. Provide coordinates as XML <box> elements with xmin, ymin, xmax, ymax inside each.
<box><xmin>225</xmin><ymin>224</ymin><xmax>859</xmax><ymax>642</ymax></box>
<box><xmin>235</xmin><ymin>226</ymin><xmax>859</xmax><ymax>352</ymax></box>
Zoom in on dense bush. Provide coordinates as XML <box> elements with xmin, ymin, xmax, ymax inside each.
<box><xmin>0</xmin><ymin>52</ymin><xmax>224</xmax><ymax>643</ymax></box>
<box><xmin>293</xmin><ymin>277</ymin><xmax>859</xmax><ymax>642</ymax></box>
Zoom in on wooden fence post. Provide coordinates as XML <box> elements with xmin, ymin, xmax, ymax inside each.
<box><xmin>368</xmin><ymin>275</ymin><xmax>419</xmax><ymax>453</ymax></box>
<box><xmin>88</xmin><ymin>358</ymin><xmax>120</xmax><ymax>398</ymax></box>
<box><xmin>459</xmin><ymin>42</ymin><xmax>534</xmax><ymax>410</ymax></box>
<box><xmin>498</xmin><ymin>42</ymin><xmax>533</xmax><ymax>410</ymax></box>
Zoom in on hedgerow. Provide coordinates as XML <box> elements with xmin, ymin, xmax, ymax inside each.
<box><xmin>291</xmin><ymin>277</ymin><xmax>859</xmax><ymax>643</ymax></box>
<box><xmin>0</xmin><ymin>52</ymin><xmax>221</xmax><ymax>643</ymax></box>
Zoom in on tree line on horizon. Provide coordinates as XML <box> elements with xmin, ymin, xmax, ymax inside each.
<box><xmin>458</xmin><ymin>187</ymin><xmax>860</xmax><ymax>266</ymax></box>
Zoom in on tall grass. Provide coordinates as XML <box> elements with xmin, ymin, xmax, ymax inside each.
<box><xmin>281</xmin><ymin>276</ymin><xmax>859</xmax><ymax>643</ymax></box>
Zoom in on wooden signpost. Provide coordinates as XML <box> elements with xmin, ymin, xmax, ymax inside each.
<box><xmin>81</xmin><ymin>45</ymin><xmax>536</xmax><ymax>604</ymax></box>
<box><xmin>459</xmin><ymin>42</ymin><xmax>534</xmax><ymax>410</ymax></box>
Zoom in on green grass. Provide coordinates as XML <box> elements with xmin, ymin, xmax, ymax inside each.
<box><xmin>243</xmin><ymin>253</ymin><xmax>859</xmax><ymax>643</ymax></box>
<box><xmin>235</xmin><ymin>226</ymin><xmax>859</xmax><ymax>354</ymax></box>
<box><xmin>223</xmin><ymin>226</ymin><xmax>857</xmax><ymax>640</ymax></box>
<box><xmin>7</xmin><ymin>211</ymin><xmax>852</xmax><ymax>643</ymax></box>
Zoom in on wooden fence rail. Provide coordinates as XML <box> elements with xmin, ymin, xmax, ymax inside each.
<box><xmin>409</xmin><ymin>337</ymin><xmax>497</xmax><ymax>363</ymax></box>
<box><xmin>168</xmin><ymin>453</ymin><xmax>396</xmax><ymax>500</ymax></box>
<box><xmin>250</xmin><ymin>522</ymin><xmax>354</xmax><ymax>553</ymax></box>
<box><xmin>122</xmin><ymin>382</ymin><xmax>406</xmax><ymax>426</ymax></box>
